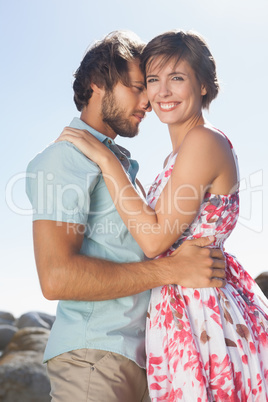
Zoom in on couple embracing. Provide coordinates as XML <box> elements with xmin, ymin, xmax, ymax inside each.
<box><xmin>26</xmin><ymin>30</ymin><xmax>268</xmax><ymax>401</ymax></box>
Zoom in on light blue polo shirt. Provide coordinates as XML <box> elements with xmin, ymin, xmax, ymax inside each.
<box><xmin>26</xmin><ymin>117</ymin><xmax>150</xmax><ymax>368</ymax></box>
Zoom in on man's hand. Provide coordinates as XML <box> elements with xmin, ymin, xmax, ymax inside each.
<box><xmin>33</xmin><ymin>219</ymin><xmax>225</xmax><ymax>301</ymax></box>
<box><xmin>169</xmin><ymin>236</ymin><xmax>226</xmax><ymax>288</ymax></box>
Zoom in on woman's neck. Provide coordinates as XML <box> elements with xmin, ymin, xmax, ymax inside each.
<box><xmin>169</xmin><ymin>114</ymin><xmax>205</xmax><ymax>154</ymax></box>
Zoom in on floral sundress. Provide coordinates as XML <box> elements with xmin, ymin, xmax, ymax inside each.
<box><xmin>146</xmin><ymin>135</ymin><xmax>268</xmax><ymax>401</ymax></box>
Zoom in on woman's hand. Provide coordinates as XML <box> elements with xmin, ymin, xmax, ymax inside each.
<box><xmin>55</xmin><ymin>127</ymin><xmax>113</xmax><ymax>166</ymax></box>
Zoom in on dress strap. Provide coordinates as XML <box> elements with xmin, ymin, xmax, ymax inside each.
<box><xmin>214</xmin><ymin>128</ymin><xmax>240</xmax><ymax>184</ymax></box>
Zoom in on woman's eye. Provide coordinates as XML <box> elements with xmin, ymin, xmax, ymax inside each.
<box><xmin>172</xmin><ymin>76</ymin><xmax>184</xmax><ymax>81</ymax></box>
<box><xmin>147</xmin><ymin>78</ymin><xmax>157</xmax><ymax>84</ymax></box>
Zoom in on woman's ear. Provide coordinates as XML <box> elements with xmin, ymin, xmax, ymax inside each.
<box><xmin>201</xmin><ymin>84</ymin><xmax>207</xmax><ymax>96</ymax></box>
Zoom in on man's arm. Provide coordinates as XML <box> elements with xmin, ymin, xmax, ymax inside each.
<box><xmin>33</xmin><ymin>220</ymin><xmax>225</xmax><ymax>301</ymax></box>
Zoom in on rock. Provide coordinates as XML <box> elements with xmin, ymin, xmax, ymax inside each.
<box><xmin>255</xmin><ymin>272</ymin><xmax>268</xmax><ymax>298</ymax></box>
<box><xmin>0</xmin><ymin>324</ymin><xmax>17</xmax><ymax>350</ymax></box>
<box><xmin>5</xmin><ymin>327</ymin><xmax>49</xmax><ymax>353</ymax></box>
<box><xmin>17</xmin><ymin>312</ymin><xmax>55</xmax><ymax>330</ymax></box>
<box><xmin>38</xmin><ymin>312</ymin><xmax>56</xmax><ymax>329</ymax></box>
<box><xmin>0</xmin><ymin>327</ymin><xmax>51</xmax><ymax>402</ymax></box>
<box><xmin>0</xmin><ymin>311</ymin><xmax>16</xmax><ymax>326</ymax></box>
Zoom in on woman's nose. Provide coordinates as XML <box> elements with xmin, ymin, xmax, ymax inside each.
<box><xmin>158</xmin><ymin>82</ymin><xmax>172</xmax><ymax>97</ymax></box>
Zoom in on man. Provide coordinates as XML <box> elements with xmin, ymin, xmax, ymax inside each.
<box><xmin>26</xmin><ymin>31</ymin><xmax>225</xmax><ymax>402</ymax></box>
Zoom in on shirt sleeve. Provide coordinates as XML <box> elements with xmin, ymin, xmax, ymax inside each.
<box><xmin>26</xmin><ymin>141</ymin><xmax>101</xmax><ymax>225</ymax></box>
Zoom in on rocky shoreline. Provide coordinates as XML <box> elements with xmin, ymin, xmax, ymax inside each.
<box><xmin>0</xmin><ymin>311</ymin><xmax>55</xmax><ymax>402</ymax></box>
<box><xmin>0</xmin><ymin>273</ymin><xmax>267</xmax><ymax>401</ymax></box>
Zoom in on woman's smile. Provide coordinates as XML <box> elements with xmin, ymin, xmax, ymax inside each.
<box><xmin>158</xmin><ymin>102</ymin><xmax>181</xmax><ymax>112</ymax></box>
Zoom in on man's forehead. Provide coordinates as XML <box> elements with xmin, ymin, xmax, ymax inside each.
<box><xmin>127</xmin><ymin>60</ymin><xmax>145</xmax><ymax>84</ymax></box>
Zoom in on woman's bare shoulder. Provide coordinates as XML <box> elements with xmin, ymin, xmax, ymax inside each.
<box><xmin>186</xmin><ymin>125</ymin><xmax>229</xmax><ymax>146</ymax></box>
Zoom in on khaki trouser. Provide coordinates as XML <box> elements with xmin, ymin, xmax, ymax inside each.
<box><xmin>47</xmin><ymin>348</ymin><xmax>151</xmax><ymax>402</ymax></box>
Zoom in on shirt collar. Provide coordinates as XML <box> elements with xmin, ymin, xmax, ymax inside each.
<box><xmin>69</xmin><ymin>117</ymin><xmax>111</xmax><ymax>144</ymax></box>
<box><xmin>69</xmin><ymin>117</ymin><xmax>138</xmax><ymax>184</ymax></box>
<box><xmin>69</xmin><ymin>117</ymin><xmax>131</xmax><ymax>157</ymax></box>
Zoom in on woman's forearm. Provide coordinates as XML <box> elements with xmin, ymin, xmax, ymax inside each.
<box><xmin>99</xmin><ymin>154</ymin><xmax>187</xmax><ymax>257</ymax></box>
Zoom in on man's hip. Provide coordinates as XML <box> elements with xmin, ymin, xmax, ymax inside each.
<box><xmin>47</xmin><ymin>348</ymin><xmax>151</xmax><ymax>402</ymax></box>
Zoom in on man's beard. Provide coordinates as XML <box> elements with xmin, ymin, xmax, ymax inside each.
<box><xmin>101</xmin><ymin>90</ymin><xmax>139</xmax><ymax>138</ymax></box>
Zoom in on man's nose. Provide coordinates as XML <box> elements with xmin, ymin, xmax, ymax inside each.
<box><xmin>145</xmin><ymin>102</ymin><xmax>152</xmax><ymax>112</ymax></box>
<box><xmin>140</xmin><ymin>92</ymin><xmax>152</xmax><ymax>112</ymax></box>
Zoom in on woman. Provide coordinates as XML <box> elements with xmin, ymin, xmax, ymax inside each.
<box><xmin>57</xmin><ymin>31</ymin><xmax>268</xmax><ymax>401</ymax></box>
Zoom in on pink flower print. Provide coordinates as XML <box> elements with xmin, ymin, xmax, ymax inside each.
<box><xmin>148</xmin><ymin>355</ymin><xmax>163</xmax><ymax>375</ymax></box>
<box><xmin>164</xmin><ymin>165</ymin><xmax>174</xmax><ymax>178</ymax></box>
<box><xmin>145</xmin><ymin>142</ymin><xmax>268</xmax><ymax>401</ymax></box>
<box><xmin>194</xmin><ymin>290</ymin><xmax>200</xmax><ymax>300</ymax></box>
<box><xmin>242</xmin><ymin>355</ymin><xmax>248</xmax><ymax>364</ymax></box>
<box><xmin>147</xmin><ymin>178</ymin><xmax>161</xmax><ymax>198</ymax></box>
<box><xmin>204</xmin><ymin>296</ymin><xmax>220</xmax><ymax>315</ymax></box>
<box><xmin>210</xmin><ymin>314</ymin><xmax>223</xmax><ymax>327</ymax></box>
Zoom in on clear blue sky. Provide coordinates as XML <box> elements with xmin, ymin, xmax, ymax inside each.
<box><xmin>1</xmin><ymin>0</ymin><xmax>267</xmax><ymax>317</ymax></box>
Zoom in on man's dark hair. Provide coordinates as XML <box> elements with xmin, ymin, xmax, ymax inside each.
<box><xmin>141</xmin><ymin>30</ymin><xmax>219</xmax><ymax>109</ymax></box>
<box><xmin>73</xmin><ymin>31</ymin><xmax>145</xmax><ymax>111</ymax></box>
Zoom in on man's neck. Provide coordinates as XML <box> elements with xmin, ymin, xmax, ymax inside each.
<box><xmin>80</xmin><ymin>108</ymin><xmax>117</xmax><ymax>140</ymax></box>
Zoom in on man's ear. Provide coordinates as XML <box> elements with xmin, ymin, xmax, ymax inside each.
<box><xmin>201</xmin><ymin>84</ymin><xmax>207</xmax><ymax>96</ymax></box>
<box><xmin>91</xmin><ymin>82</ymin><xmax>104</xmax><ymax>95</ymax></box>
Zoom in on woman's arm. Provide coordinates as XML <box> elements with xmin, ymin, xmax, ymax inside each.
<box><xmin>57</xmin><ymin>126</ymin><xmax>236</xmax><ymax>258</ymax></box>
